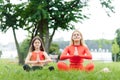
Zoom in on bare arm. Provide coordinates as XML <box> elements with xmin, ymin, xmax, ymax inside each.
<box><xmin>43</xmin><ymin>52</ymin><xmax>52</xmax><ymax>62</ymax></box>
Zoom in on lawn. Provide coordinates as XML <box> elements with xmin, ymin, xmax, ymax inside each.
<box><xmin>0</xmin><ymin>59</ymin><xmax>120</xmax><ymax>80</ymax></box>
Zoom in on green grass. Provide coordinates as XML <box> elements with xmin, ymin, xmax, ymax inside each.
<box><xmin>0</xmin><ymin>59</ymin><xmax>120</xmax><ymax>80</ymax></box>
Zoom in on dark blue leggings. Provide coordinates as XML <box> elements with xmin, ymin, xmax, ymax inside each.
<box><xmin>23</xmin><ymin>64</ymin><xmax>54</xmax><ymax>72</ymax></box>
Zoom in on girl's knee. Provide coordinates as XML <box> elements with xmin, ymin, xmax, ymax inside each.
<box><xmin>23</xmin><ymin>64</ymin><xmax>31</xmax><ymax>72</ymax></box>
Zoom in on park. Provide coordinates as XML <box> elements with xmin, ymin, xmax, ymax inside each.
<box><xmin>0</xmin><ymin>0</ymin><xmax>120</xmax><ymax>80</ymax></box>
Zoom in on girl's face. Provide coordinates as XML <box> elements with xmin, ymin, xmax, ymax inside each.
<box><xmin>33</xmin><ymin>39</ymin><xmax>41</xmax><ymax>49</ymax></box>
<box><xmin>72</xmin><ymin>31</ymin><xmax>81</xmax><ymax>41</ymax></box>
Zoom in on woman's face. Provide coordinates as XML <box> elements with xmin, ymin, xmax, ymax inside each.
<box><xmin>33</xmin><ymin>39</ymin><xmax>41</xmax><ymax>49</ymax></box>
<box><xmin>72</xmin><ymin>31</ymin><xmax>81</xmax><ymax>41</ymax></box>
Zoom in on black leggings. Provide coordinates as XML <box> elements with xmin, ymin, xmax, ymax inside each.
<box><xmin>23</xmin><ymin>64</ymin><xmax>54</xmax><ymax>71</ymax></box>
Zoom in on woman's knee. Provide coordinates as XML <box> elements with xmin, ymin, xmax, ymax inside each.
<box><xmin>85</xmin><ymin>63</ymin><xmax>94</xmax><ymax>71</ymax></box>
<box><xmin>57</xmin><ymin>61</ymin><xmax>69</xmax><ymax>70</ymax></box>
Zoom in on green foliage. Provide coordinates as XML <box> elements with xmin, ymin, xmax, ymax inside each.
<box><xmin>21</xmin><ymin>0</ymin><xmax>48</xmax><ymax>23</ymax></box>
<box><xmin>0</xmin><ymin>0</ymin><xmax>3</xmax><ymax>4</ymax></box>
<box><xmin>0</xmin><ymin>2</ymin><xmax>25</xmax><ymax>32</ymax></box>
<box><xmin>19</xmin><ymin>0</ymin><xmax>89</xmax><ymax>44</ymax></box>
<box><xmin>100</xmin><ymin>0</ymin><xmax>115</xmax><ymax>16</ymax></box>
<box><xmin>19</xmin><ymin>38</ymin><xmax>31</xmax><ymax>60</ymax></box>
<box><xmin>49</xmin><ymin>43</ymin><xmax>60</xmax><ymax>55</ymax></box>
<box><xmin>0</xmin><ymin>2</ymin><xmax>26</xmax><ymax>64</ymax></box>
<box><xmin>112</xmin><ymin>38</ymin><xmax>120</xmax><ymax>62</ymax></box>
<box><xmin>0</xmin><ymin>50</ymin><xmax>2</xmax><ymax>58</ymax></box>
<box><xmin>0</xmin><ymin>0</ymin><xmax>115</xmax><ymax>63</ymax></box>
<box><xmin>19</xmin><ymin>0</ymin><xmax>90</xmax><ymax>53</ymax></box>
<box><xmin>112</xmin><ymin>39</ymin><xmax>120</xmax><ymax>54</ymax></box>
<box><xmin>108</xmin><ymin>28</ymin><xmax>120</xmax><ymax>61</ymax></box>
<box><xmin>115</xmin><ymin>28</ymin><xmax>120</xmax><ymax>46</ymax></box>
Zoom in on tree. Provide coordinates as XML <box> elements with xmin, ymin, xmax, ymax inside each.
<box><xmin>0</xmin><ymin>0</ymin><xmax>3</xmax><ymax>3</ymax></box>
<box><xmin>100</xmin><ymin>0</ymin><xmax>115</xmax><ymax>16</ymax></box>
<box><xmin>116</xmin><ymin>28</ymin><xmax>120</xmax><ymax>46</ymax></box>
<box><xmin>0</xmin><ymin>1</ymin><xmax>25</xmax><ymax>64</ymax></box>
<box><xmin>0</xmin><ymin>50</ymin><xmax>2</xmax><ymax>58</ymax></box>
<box><xmin>112</xmin><ymin>39</ymin><xmax>120</xmax><ymax>61</ymax></box>
<box><xmin>19</xmin><ymin>38</ymin><xmax>31</xmax><ymax>62</ymax></box>
<box><xmin>20</xmin><ymin>0</ymin><xmax>89</xmax><ymax>53</ymax></box>
<box><xmin>49</xmin><ymin>43</ymin><xmax>60</xmax><ymax>55</ymax></box>
<box><xmin>20</xmin><ymin>0</ymin><xmax>114</xmax><ymax>53</ymax></box>
<box><xmin>0</xmin><ymin>0</ymin><xmax>115</xmax><ymax>64</ymax></box>
<box><xmin>114</xmin><ymin>28</ymin><xmax>120</xmax><ymax>61</ymax></box>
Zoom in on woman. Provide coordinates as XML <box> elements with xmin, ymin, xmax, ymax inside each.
<box><xmin>23</xmin><ymin>36</ymin><xmax>53</xmax><ymax>71</ymax></box>
<box><xmin>57</xmin><ymin>30</ymin><xmax>94</xmax><ymax>72</ymax></box>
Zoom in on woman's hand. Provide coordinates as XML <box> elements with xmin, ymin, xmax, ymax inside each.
<box><xmin>70</xmin><ymin>55</ymin><xmax>84</xmax><ymax>59</ymax></box>
<box><xmin>74</xmin><ymin>47</ymin><xmax>79</xmax><ymax>56</ymax></box>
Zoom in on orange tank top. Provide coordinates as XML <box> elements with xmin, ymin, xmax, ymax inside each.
<box><xmin>30</xmin><ymin>51</ymin><xmax>45</xmax><ymax>61</ymax></box>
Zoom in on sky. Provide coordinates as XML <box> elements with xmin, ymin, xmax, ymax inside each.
<box><xmin>0</xmin><ymin>0</ymin><xmax>120</xmax><ymax>45</ymax></box>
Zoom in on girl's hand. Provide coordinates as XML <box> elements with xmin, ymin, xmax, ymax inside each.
<box><xmin>35</xmin><ymin>60</ymin><xmax>40</xmax><ymax>63</ymax></box>
<box><xmin>44</xmin><ymin>59</ymin><xmax>52</xmax><ymax>63</ymax></box>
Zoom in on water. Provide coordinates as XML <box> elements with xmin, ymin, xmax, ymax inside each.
<box><xmin>1</xmin><ymin>50</ymin><xmax>18</xmax><ymax>59</ymax></box>
<box><xmin>1</xmin><ymin>50</ymin><xmax>112</xmax><ymax>62</ymax></box>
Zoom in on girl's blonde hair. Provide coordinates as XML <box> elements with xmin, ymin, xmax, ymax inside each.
<box><xmin>29</xmin><ymin>36</ymin><xmax>45</xmax><ymax>52</ymax></box>
<box><xmin>70</xmin><ymin>30</ymin><xmax>86</xmax><ymax>46</ymax></box>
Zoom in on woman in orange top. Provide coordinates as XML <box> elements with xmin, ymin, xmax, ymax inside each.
<box><xmin>57</xmin><ymin>30</ymin><xmax>94</xmax><ymax>72</ymax></box>
<box><xmin>23</xmin><ymin>36</ymin><xmax>53</xmax><ymax>71</ymax></box>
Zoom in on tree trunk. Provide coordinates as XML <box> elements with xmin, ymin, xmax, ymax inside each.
<box><xmin>12</xmin><ymin>28</ymin><xmax>24</xmax><ymax>64</ymax></box>
<box><xmin>48</xmin><ymin>28</ymin><xmax>56</xmax><ymax>51</ymax></box>
<box><xmin>45</xmin><ymin>26</ymin><xmax>56</xmax><ymax>54</ymax></box>
<box><xmin>114</xmin><ymin>54</ymin><xmax>117</xmax><ymax>62</ymax></box>
<box><xmin>38</xmin><ymin>19</ymin><xmax>56</xmax><ymax>54</ymax></box>
<box><xmin>44</xmin><ymin>20</ymin><xmax>49</xmax><ymax>53</ymax></box>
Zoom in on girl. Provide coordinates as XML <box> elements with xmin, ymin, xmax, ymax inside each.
<box><xmin>57</xmin><ymin>30</ymin><xmax>94</xmax><ymax>72</ymax></box>
<box><xmin>23</xmin><ymin>36</ymin><xmax>53</xmax><ymax>71</ymax></box>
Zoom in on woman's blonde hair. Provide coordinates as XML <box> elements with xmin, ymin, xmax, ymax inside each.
<box><xmin>29</xmin><ymin>36</ymin><xmax>45</xmax><ymax>52</ymax></box>
<box><xmin>70</xmin><ymin>30</ymin><xmax>86</xmax><ymax>46</ymax></box>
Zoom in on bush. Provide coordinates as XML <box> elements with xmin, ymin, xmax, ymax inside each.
<box><xmin>19</xmin><ymin>38</ymin><xmax>30</xmax><ymax>61</ymax></box>
<box><xmin>49</xmin><ymin>43</ymin><xmax>61</xmax><ymax>55</ymax></box>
